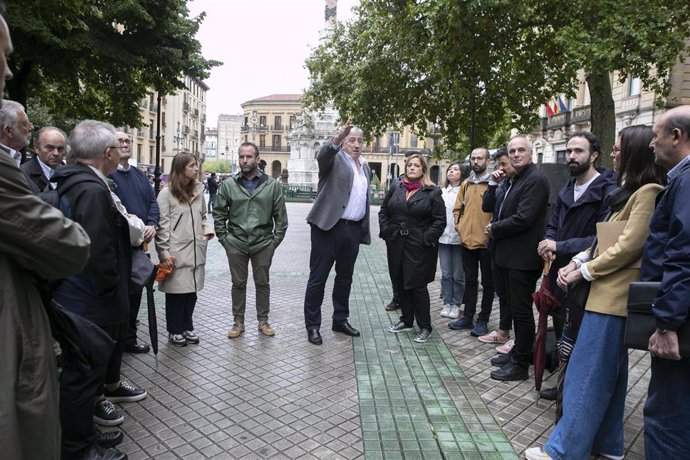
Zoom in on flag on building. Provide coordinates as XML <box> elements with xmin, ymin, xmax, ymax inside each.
<box><xmin>558</xmin><ymin>95</ymin><xmax>568</xmax><ymax>113</ymax></box>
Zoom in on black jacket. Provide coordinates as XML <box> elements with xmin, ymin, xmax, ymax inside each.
<box><xmin>492</xmin><ymin>163</ymin><xmax>550</xmax><ymax>271</ymax></box>
<box><xmin>379</xmin><ymin>183</ymin><xmax>446</xmax><ymax>289</ymax></box>
<box><xmin>20</xmin><ymin>156</ymin><xmax>51</xmax><ymax>193</ymax></box>
<box><xmin>52</xmin><ymin>164</ymin><xmax>131</xmax><ymax>325</ymax></box>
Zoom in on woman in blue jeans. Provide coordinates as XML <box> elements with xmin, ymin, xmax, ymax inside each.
<box><xmin>525</xmin><ymin>125</ymin><xmax>666</xmax><ymax>460</ymax></box>
<box><xmin>438</xmin><ymin>161</ymin><xmax>465</xmax><ymax>319</ymax></box>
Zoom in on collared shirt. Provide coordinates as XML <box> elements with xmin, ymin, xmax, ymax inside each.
<box><xmin>37</xmin><ymin>156</ymin><xmax>57</xmax><ymax>189</ymax></box>
<box><xmin>667</xmin><ymin>154</ymin><xmax>690</xmax><ymax>181</ymax></box>
<box><xmin>341</xmin><ymin>153</ymin><xmax>368</xmax><ymax>221</ymax></box>
<box><xmin>1</xmin><ymin>143</ymin><xmax>21</xmax><ymax>166</ymax></box>
<box><xmin>239</xmin><ymin>170</ymin><xmax>263</xmax><ymax>195</ymax></box>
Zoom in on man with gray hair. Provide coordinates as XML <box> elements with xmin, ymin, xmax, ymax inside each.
<box><xmin>0</xmin><ymin>99</ymin><xmax>33</xmax><ymax>166</ymax></box>
<box><xmin>52</xmin><ymin>120</ymin><xmax>139</xmax><ymax>460</ymax></box>
<box><xmin>21</xmin><ymin>126</ymin><xmax>67</xmax><ymax>192</ymax></box>
<box><xmin>303</xmin><ymin>120</ymin><xmax>371</xmax><ymax>345</ymax></box>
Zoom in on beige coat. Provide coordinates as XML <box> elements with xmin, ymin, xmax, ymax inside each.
<box><xmin>156</xmin><ymin>182</ymin><xmax>214</xmax><ymax>293</ymax></box>
<box><xmin>584</xmin><ymin>183</ymin><xmax>663</xmax><ymax>317</ymax></box>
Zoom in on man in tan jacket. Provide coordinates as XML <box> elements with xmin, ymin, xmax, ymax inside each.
<box><xmin>449</xmin><ymin>147</ymin><xmax>495</xmax><ymax>337</ymax></box>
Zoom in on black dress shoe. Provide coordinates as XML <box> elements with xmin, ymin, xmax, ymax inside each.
<box><xmin>124</xmin><ymin>342</ymin><xmax>150</xmax><ymax>354</ymax></box>
<box><xmin>97</xmin><ymin>430</ymin><xmax>124</xmax><ymax>449</ymax></box>
<box><xmin>384</xmin><ymin>299</ymin><xmax>400</xmax><ymax>311</ymax></box>
<box><xmin>490</xmin><ymin>361</ymin><xmax>529</xmax><ymax>381</ymax></box>
<box><xmin>332</xmin><ymin>322</ymin><xmax>360</xmax><ymax>337</ymax></box>
<box><xmin>79</xmin><ymin>445</ymin><xmax>127</xmax><ymax>460</ymax></box>
<box><xmin>539</xmin><ymin>387</ymin><xmax>558</xmax><ymax>401</ymax></box>
<box><xmin>307</xmin><ymin>328</ymin><xmax>322</xmax><ymax>345</ymax></box>
<box><xmin>490</xmin><ymin>353</ymin><xmax>510</xmax><ymax>367</ymax></box>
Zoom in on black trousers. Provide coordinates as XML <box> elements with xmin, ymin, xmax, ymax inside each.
<box><xmin>396</xmin><ymin>270</ymin><xmax>432</xmax><ymax>330</ymax></box>
<box><xmin>126</xmin><ymin>289</ymin><xmax>143</xmax><ymax>346</ymax></box>
<box><xmin>461</xmin><ymin>246</ymin><xmax>494</xmax><ymax>322</ymax></box>
<box><xmin>165</xmin><ymin>292</ymin><xmax>198</xmax><ymax>334</ymax></box>
<box><xmin>385</xmin><ymin>240</ymin><xmax>401</xmax><ymax>303</ymax></box>
<box><xmin>492</xmin><ymin>263</ymin><xmax>512</xmax><ymax>332</ymax></box>
<box><xmin>504</xmin><ymin>267</ymin><xmax>541</xmax><ymax>366</ymax></box>
<box><xmin>304</xmin><ymin>221</ymin><xmax>361</xmax><ymax>330</ymax></box>
<box><xmin>98</xmin><ymin>321</ymin><xmax>128</xmax><ymax>388</ymax></box>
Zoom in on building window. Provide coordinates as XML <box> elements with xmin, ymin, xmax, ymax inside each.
<box><xmin>556</xmin><ymin>150</ymin><xmax>566</xmax><ymax>163</ymax></box>
<box><xmin>259</xmin><ymin>135</ymin><xmax>266</xmax><ymax>147</ymax></box>
<box><xmin>410</xmin><ymin>134</ymin><xmax>418</xmax><ymax>148</ymax></box>
<box><xmin>274</xmin><ymin>116</ymin><xmax>282</xmax><ymax>130</ymax></box>
<box><xmin>137</xmin><ymin>144</ymin><xmax>142</xmax><ymax>163</ymax></box>
<box><xmin>259</xmin><ymin>116</ymin><xmax>267</xmax><ymax>127</ymax></box>
<box><xmin>149</xmin><ymin>146</ymin><xmax>154</xmax><ymax>164</ymax></box>
<box><xmin>289</xmin><ymin>115</ymin><xmax>296</xmax><ymax>129</ymax></box>
<box><xmin>272</xmin><ymin>135</ymin><xmax>281</xmax><ymax>148</ymax></box>
<box><xmin>629</xmin><ymin>77</ymin><xmax>641</xmax><ymax>96</ymax></box>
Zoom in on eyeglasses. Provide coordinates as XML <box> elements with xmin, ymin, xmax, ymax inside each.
<box><xmin>118</xmin><ymin>139</ymin><xmax>131</xmax><ymax>145</ymax></box>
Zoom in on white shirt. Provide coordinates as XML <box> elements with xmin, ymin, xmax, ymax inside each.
<box><xmin>341</xmin><ymin>153</ymin><xmax>368</xmax><ymax>221</ymax></box>
<box><xmin>37</xmin><ymin>156</ymin><xmax>58</xmax><ymax>189</ymax></box>
<box><xmin>573</xmin><ymin>172</ymin><xmax>600</xmax><ymax>202</ymax></box>
<box><xmin>439</xmin><ymin>185</ymin><xmax>461</xmax><ymax>245</ymax></box>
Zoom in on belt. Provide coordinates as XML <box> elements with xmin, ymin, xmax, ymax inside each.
<box><xmin>339</xmin><ymin>218</ymin><xmax>363</xmax><ymax>225</ymax></box>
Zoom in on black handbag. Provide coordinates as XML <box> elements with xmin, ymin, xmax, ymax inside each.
<box><xmin>624</xmin><ymin>281</ymin><xmax>690</xmax><ymax>357</ymax></box>
<box><xmin>130</xmin><ymin>248</ymin><xmax>155</xmax><ymax>292</ymax></box>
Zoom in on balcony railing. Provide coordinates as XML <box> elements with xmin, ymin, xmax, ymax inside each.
<box><xmin>272</xmin><ymin>124</ymin><xmax>284</xmax><ymax>132</ymax></box>
<box><xmin>240</xmin><ymin>124</ymin><xmax>270</xmax><ymax>134</ymax></box>
<box><xmin>262</xmin><ymin>145</ymin><xmax>291</xmax><ymax>153</ymax></box>
<box><xmin>570</xmin><ymin>105</ymin><xmax>591</xmax><ymax>124</ymax></box>
<box><xmin>546</xmin><ymin>112</ymin><xmax>570</xmax><ymax>130</ymax></box>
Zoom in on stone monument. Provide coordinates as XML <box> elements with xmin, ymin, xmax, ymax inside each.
<box><xmin>286</xmin><ymin>107</ymin><xmax>339</xmax><ymax>188</ymax></box>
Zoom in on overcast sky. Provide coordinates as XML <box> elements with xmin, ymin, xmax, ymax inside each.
<box><xmin>187</xmin><ymin>0</ymin><xmax>359</xmax><ymax>127</ymax></box>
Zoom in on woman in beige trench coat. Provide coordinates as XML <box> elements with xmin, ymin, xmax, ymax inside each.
<box><xmin>156</xmin><ymin>153</ymin><xmax>214</xmax><ymax>346</ymax></box>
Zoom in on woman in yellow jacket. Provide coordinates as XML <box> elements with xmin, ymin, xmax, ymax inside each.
<box><xmin>526</xmin><ymin>125</ymin><xmax>666</xmax><ymax>460</ymax></box>
<box><xmin>156</xmin><ymin>153</ymin><xmax>215</xmax><ymax>347</ymax></box>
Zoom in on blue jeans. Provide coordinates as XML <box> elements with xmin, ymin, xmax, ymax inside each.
<box><xmin>438</xmin><ymin>243</ymin><xmax>465</xmax><ymax>305</ymax></box>
<box><xmin>644</xmin><ymin>356</ymin><xmax>690</xmax><ymax>458</ymax></box>
<box><xmin>544</xmin><ymin>311</ymin><xmax>628</xmax><ymax>460</ymax></box>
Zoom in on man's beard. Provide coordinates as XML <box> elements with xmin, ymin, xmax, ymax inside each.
<box><xmin>472</xmin><ymin>164</ymin><xmax>486</xmax><ymax>174</ymax></box>
<box><xmin>568</xmin><ymin>161</ymin><xmax>590</xmax><ymax>177</ymax></box>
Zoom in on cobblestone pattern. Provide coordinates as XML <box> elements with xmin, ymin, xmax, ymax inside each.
<box><xmin>114</xmin><ymin>202</ymin><xmax>649</xmax><ymax>459</ymax></box>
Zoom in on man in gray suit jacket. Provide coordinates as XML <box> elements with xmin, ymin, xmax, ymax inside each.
<box><xmin>304</xmin><ymin>121</ymin><xmax>371</xmax><ymax>345</ymax></box>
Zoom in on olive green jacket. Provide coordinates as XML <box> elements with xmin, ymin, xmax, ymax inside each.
<box><xmin>213</xmin><ymin>172</ymin><xmax>288</xmax><ymax>255</ymax></box>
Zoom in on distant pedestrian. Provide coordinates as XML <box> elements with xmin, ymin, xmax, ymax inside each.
<box><xmin>156</xmin><ymin>153</ymin><xmax>214</xmax><ymax>347</ymax></box>
<box><xmin>526</xmin><ymin>124</ymin><xmax>666</xmax><ymax>460</ymax></box>
<box><xmin>449</xmin><ymin>148</ymin><xmax>494</xmax><ymax>336</ymax></box>
<box><xmin>380</xmin><ymin>153</ymin><xmax>446</xmax><ymax>343</ymax></box>
<box><xmin>640</xmin><ymin>105</ymin><xmax>690</xmax><ymax>459</ymax></box>
<box><xmin>207</xmin><ymin>172</ymin><xmax>218</xmax><ymax>212</ymax></box>
<box><xmin>437</xmin><ymin>161</ymin><xmax>465</xmax><ymax>320</ymax></box>
<box><xmin>214</xmin><ymin>142</ymin><xmax>288</xmax><ymax>338</ymax></box>
<box><xmin>303</xmin><ymin>120</ymin><xmax>370</xmax><ymax>345</ymax></box>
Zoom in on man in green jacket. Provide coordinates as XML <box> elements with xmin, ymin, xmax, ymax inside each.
<box><xmin>214</xmin><ymin>142</ymin><xmax>288</xmax><ymax>338</ymax></box>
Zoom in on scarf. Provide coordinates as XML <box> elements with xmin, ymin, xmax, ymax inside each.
<box><xmin>402</xmin><ymin>178</ymin><xmax>422</xmax><ymax>192</ymax></box>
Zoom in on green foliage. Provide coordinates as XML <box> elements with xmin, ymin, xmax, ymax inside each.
<box><xmin>304</xmin><ymin>0</ymin><xmax>690</xmax><ymax>151</ymax></box>
<box><xmin>202</xmin><ymin>160</ymin><xmax>231</xmax><ymax>174</ymax></box>
<box><xmin>5</xmin><ymin>0</ymin><xmax>221</xmax><ymax>127</ymax></box>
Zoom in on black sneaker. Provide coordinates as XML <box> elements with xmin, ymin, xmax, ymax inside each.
<box><xmin>490</xmin><ymin>353</ymin><xmax>510</xmax><ymax>367</ymax></box>
<box><xmin>104</xmin><ymin>381</ymin><xmax>147</xmax><ymax>403</ymax></box>
<box><xmin>94</xmin><ymin>399</ymin><xmax>124</xmax><ymax>427</ymax></box>
<box><xmin>414</xmin><ymin>328</ymin><xmax>432</xmax><ymax>343</ymax></box>
<box><xmin>387</xmin><ymin>321</ymin><xmax>414</xmax><ymax>333</ymax></box>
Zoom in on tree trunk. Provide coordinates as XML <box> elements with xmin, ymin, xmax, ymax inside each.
<box><xmin>586</xmin><ymin>70</ymin><xmax>616</xmax><ymax>169</ymax></box>
<box><xmin>6</xmin><ymin>61</ymin><xmax>32</xmax><ymax>108</ymax></box>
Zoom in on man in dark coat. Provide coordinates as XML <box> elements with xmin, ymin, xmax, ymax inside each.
<box><xmin>303</xmin><ymin>121</ymin><xmax>370</xmax><ymax>345</ymax></box>
<box><xmin>536</xmin><ymin>131</ymin><xmax>616</xmax><ymax>401</ymax></box>
<box><xmin>52</xmin><ymin>120</ymin><xmax>134</xmax><ymax>460</ymax></box>
<box><xmin>486</xmin><ymin>136</ymin><xmax>550</xmax><ymax>381</ymax></box>
<box><xmin>21</xmin><ymin>126</ymin><xmax>67</xmax><ymax>192</ymax></box>
<box><xmin>640</xmin><ymin>105</ymin><xmax>690</xmax><ymax>458</ymax></box>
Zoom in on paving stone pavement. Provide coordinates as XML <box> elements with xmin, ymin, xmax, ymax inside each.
<box><xmin>115</xmin><ymin>202</ymin><xmax>649</xmax><ymax>459</ymax></box>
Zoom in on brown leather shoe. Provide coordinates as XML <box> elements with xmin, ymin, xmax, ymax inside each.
<box><xmin>227</xmin><ymin>322</ymin><xmax>245</xmax><ymax>338</ymax></box>
<box><xmin>258</xmin><ymin>321</ymin><xmax>275</xmax><ymax>337</ymax></box>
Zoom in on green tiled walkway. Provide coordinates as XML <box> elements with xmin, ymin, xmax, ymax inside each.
<box><xmin>351</xmin><ymin>243</ymin><xmax>518</xmax><ymax>460</ymax></box>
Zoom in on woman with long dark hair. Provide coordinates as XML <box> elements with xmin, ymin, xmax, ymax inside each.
<box><xmin>379</xmin><ymin>153</ymin><xmax>446</xmax><ymax>343</ymax></box>
<box><xmin>526</xmin><ymin>125</ymin><xmax>666</xmax><ymax>460</ymax></box>
<box><xmin>156</xmin><ymin>153</ymin><xmax>215</xmax><ymax>346</ymax></box>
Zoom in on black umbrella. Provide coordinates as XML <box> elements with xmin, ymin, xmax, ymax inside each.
<box><xmin>146</xmin><ymin>266</ymin><xmax>159</xmax><ymax>358</ymax></box>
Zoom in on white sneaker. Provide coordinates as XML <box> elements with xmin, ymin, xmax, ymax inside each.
<box><xmin>440</xmin><ymin>304</ymin><xmax>452</xmax><ymax>317</ymax></box>
<box><xmin>525</xmin><ymin>447</ymin><xmax>552</xmax><ymax>459</ymax></box>
<box><xmin>448</xmin><ymin>305</ymin><xmax>460</xmax><ymax>319</ymax></box>
<box><xmin>496</xmin><ymin>339</ymin><xmax>515</xmax><ymax>355</ymax></box>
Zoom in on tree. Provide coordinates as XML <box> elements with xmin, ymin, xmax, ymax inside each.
<box><xmin>5</xmin><ymin>0</ymin><xmax>220</xmax><ymax>128</ymax></box>
<box><xmin>304</xmin><ymin>0</ymin><xmax>690</xmax><ymax>157</ymax></box>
